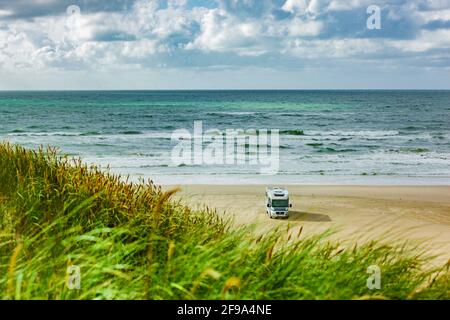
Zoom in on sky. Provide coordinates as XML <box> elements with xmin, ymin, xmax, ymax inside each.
<box><xmin>0</xmin><ymin>0</ymin><xmax>449</xmax><ymax>90</ymax></box>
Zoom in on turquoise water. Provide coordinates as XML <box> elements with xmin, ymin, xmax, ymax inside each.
<box><xmin>1</xmin><ymin>90</ymin><xmax>449</xmax><ymax>184</ymax></box>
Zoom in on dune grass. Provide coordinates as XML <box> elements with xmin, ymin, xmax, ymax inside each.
<box><xmin>0</xmin><ymin>142</ymin><xmax>448</xmax><ymax>300</ymax></box>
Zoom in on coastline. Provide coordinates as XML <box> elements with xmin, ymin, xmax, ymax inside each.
<box><xmin>1</xmin><ymin>142</ymin><xmax>449</xmax><ymax>299</ymax></box>
<box><xmin>144</xmin><ymin>174</ymin><xmax>450</xmax><ymax>186</ymax></box>
<box><xmin>167</xmin><ymin>185</ymin><xmax>450</xmax><ymax>266</ymax></box>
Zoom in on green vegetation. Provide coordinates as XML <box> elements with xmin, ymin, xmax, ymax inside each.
<box><xmin>0</xmin><ymin>143</ymin><xmax>448</xmax><ymax>299</ymax></box>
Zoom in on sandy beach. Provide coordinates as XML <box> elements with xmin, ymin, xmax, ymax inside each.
<box><xmin>167</xmin><ymin>185</ymin><xmax>450</xmax><ymax>266</ymax></box>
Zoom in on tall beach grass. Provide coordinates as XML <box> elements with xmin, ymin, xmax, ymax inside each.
<box><xmin>0</xmin><ymin>142</ymin><xmax>448</xmax><ymax>299</ymax></box>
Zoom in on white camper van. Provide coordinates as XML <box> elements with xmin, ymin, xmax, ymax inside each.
<box><xmin>265</xmin><ymin>187</ymin><xmax>292</xmax><ymax>219</ymax></box>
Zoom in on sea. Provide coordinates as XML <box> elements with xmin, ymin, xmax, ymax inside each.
<box><xmin>1</xmin><ymin>90</ymin><xmax>449</xmax><ymax>185</ymax></box>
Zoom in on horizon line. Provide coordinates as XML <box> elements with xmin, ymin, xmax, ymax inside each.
<box><xmin>1</xmin><ymin>88</ymin><xmax>450</xmax><ymax>92</ymax></box>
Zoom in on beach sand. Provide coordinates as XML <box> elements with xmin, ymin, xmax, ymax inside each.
<box><xmin>166</xmin><ymin>185</ymin><xmax>450</xmax><ymax>266</ymax></box>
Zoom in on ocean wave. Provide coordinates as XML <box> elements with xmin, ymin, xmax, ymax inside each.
<box><xmin>389</xmin><ymin>147</ymin><xmax>430</xmax><ymax>153</ymax></box>
<box><xmin>139</xmin><ymin>164</ymin><xmax>169</xmax><ymax>168</ymax></box>
<box><xmin>120</xmin><ymin>130</ymin><xmax>143</xmax><ymax>135</ymax></box>
<box><xmin>306</xmin><ymin>130</ymin><xmax>399</xmax><ymax>138</ymax></box>
<box><xmin>7</xmin><ymin>130</ymin><xmax>170</xmax><ymax>138</ymax></box>
<box><xmin>279</xmin><ymin>113</ymin><xmax>302</xmax><ymax>117</ymax></box>
<box><xmin>306</xmin><ymin>143</ymin><xmax>323</xmax><ymax>147</ymax></box>
<box><xmin>79</xmin><ymin>131</ymin><xmax>102</xmax><ymax>136</ymax></box>
<box><xmin>8</xmin><ymin>131</ymin><xmax>83</xmax><ymax>137</ymax></box>
<box><xmin>302</xmin><ymin>150</ymin><xmax>450</xmax><ymax>163</ymax></box>
<box><xmin>433</xmin><ymin>135</ymin><xmax>446</xmax><ymax>140</ymax></box>
<box><xmin>400</xmin><ymin>125</ymin><xmax>423</xmax><ymax>131</ymax></box>
<box><xmin>280</xmin><ymin>129</ymin><xmax>304</xmax><ymax>136</ymax></box>
<box><xmin>315</xmin><ymin>147</ymin><xmax>357</xmax><ymax>153</ymax></box>
<box><xmin>206</xmin><ymin>111</ymin><xmax>256</xmax><ymax>116</ymax></box>
<box><xmin>91</xmin><ymin>143</ymin><xmax>115</xmax><ymax>147</ymax></box>
<box><xmin>8</xmin><ymin>131</ymin><xmax>103</xmax><ymax>137</ymax></box>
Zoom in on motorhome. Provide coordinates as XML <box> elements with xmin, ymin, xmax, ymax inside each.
<box><xmin>265</xmin><ymin>187</ymin><xmax>292</xmax><ymax>219</ymax></box>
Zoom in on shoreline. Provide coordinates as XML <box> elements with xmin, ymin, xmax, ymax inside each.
<box><xmin>146</xmin><ymin>174</ymin><xmax>450</xmax><ymax>186</ymax></box>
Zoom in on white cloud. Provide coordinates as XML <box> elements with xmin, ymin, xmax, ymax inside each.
<box><xmin>186</xmin><ymin>9</ymin><xmax>269</xmax><ymax>56</ymax></box>
<box><xmin>286</xmin><ymin>18</ymin><xmax>323</xmax><ymax>36</ymax></box>
<box><xmin>0</xmin><ymin>0</ymin><xmax>448</xmax><ymax>77</ymax></box>
<box><xmin>282</xmin><ymin>0</ymin><xmax>331</xmax><ymax>16</ymax></box>
<box><xmin>327</xmin><ymin>0</ymin><xmax>372</xmax><ymax>11</ymax></box>
<box><xmin>0</xmin><ymin>9</ymin><xmax>13</xmax><ymax>17</ymax></box>
<box><xmin>388</xmin><ymin>29</ymin><xmax>450</xmax><ymax>53</ymax></box>
<box><xmin>425</xmin><ymin>0</ymin><xmax>450</xmax><ymax>10</ymax></box>
<box><xmin>285</xmin><ymin>37</ymin><xmax>381</xmax><ymax>59</ymax></box>
<box><xmin>282</xmin><ymin>0</ymin><xmax>309</xmax><ymax>13</ymax></box>
<box><xmin>417</xmin><ymin>8</ymin><xmax>450</xmax><ymax>22</ymax></box>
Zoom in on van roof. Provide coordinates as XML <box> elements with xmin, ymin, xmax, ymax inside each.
<box><xmin>266</xmin><ymin>187</ymin><xmax>289</xmax><ymax>199</ymax></box>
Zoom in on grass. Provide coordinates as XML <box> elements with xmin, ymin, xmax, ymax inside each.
<box><xmin>0</xmin><ymin>142</ymin><xmax>448</xmax><ymax>300</ymax></box>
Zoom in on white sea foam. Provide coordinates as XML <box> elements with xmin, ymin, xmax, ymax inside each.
<box><xmin>305</xmin><ymin>130</ymin><xmax>399</xmax><ymax>138</ymax></box>
<box><xmin>207</xmin><ymin>111</ymin><xmax>257</xmax><ymax>116</ymax></box>
<box><xmin>8</xmin><ymin>131</ymin><xmax>83</xmax><ymax>137</ymax></box>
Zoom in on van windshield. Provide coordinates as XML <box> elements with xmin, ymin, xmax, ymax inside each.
<box><xmin>272</xmin><ymin>199</ymin><xmax>289</xmax><ymax>207</ymax></box>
